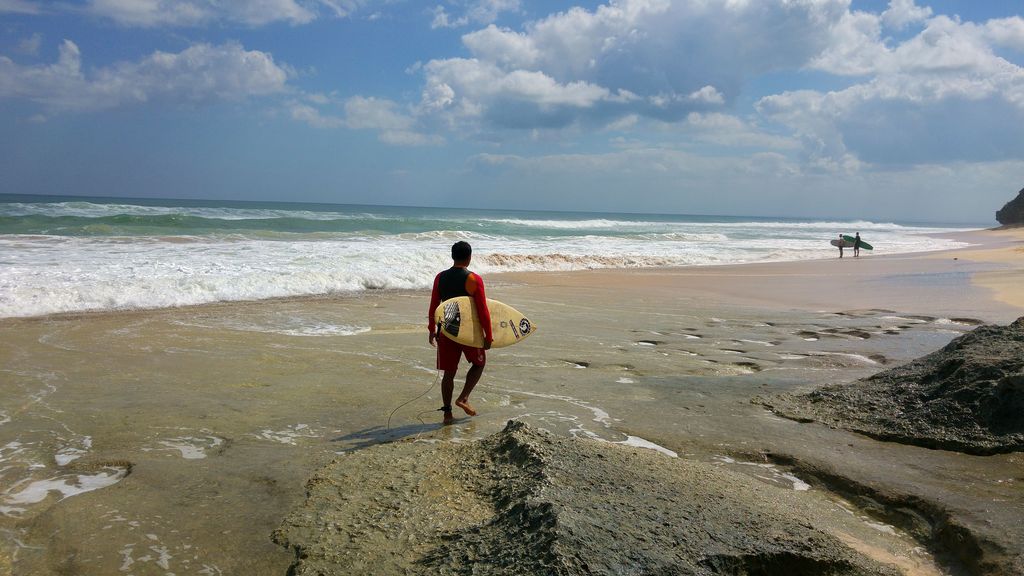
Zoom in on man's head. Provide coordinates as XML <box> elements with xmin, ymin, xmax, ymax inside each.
<box><xmin>452</xmin><ymin>241</ymin><xmax>472</xmax><ymax>264</ymax></box>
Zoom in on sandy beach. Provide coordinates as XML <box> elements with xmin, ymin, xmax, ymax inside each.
<box><xmin>2</xmin><ymin>228</ymin><xmax>1023</xmax><ymax>575</ymax></box>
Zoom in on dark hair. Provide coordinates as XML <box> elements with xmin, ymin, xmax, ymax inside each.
<box><xmin>452</xmin><ymin>241</ymin><xmax>472</xmax><ymax>261</ymax></box>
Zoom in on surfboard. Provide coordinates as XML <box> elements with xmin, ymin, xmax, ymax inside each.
<box><xmin>842</xmin><ymin>235</ymin><xmax>873</xmax><ymax>250</ymax></box>
<box><xmin>434</xmin><ymin>297</ymin><xmax>535</xmax><ymax>349</ymax></box>
<box><xmin>830</xmin><ymin>239</ymin><xmax>854</xmax><ymax>248</ymax></box>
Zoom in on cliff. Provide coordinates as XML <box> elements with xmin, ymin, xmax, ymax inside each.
<box><xmin>996</xmin><ymin>187</ymin><xmax>1024</xmax><ymax>226</ymax></box>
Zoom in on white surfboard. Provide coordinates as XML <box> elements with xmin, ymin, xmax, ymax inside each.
<box><xmin>434</xmin><ymin>297</ymin><xmax>535</xmax><ymax>349</ymax></box>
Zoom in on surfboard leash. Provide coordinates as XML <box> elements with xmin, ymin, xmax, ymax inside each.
<box><xmin>385</xmin><ymin>370</ymin><xmax>442</xmax><ymax>432</ymax></box>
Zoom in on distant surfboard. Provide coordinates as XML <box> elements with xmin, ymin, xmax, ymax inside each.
<box><xmin>435</xmin><ymin>297</ymin><xmax>535</xmax><ymax>348</ymax></box>
<box><xmin>830</xmin><ymin>238</ymin><xmax>854</xmax><ymax>248</ymax></box>
<box><xmin>843</xmin><ymin>235</ymin><xmax>873</xmax><ymax>250</ymax></box>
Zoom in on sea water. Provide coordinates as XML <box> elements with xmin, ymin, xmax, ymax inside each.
<box><xmin>0</xmin><ymin>194</ymin><xmax>976</xmax><ymax>318</ymax></box>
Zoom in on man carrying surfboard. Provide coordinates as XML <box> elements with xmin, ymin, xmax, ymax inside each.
<box><xmin>428</xmin><ymin>241</ymin><xmax>493</xmax><ymax>425</ymax></box>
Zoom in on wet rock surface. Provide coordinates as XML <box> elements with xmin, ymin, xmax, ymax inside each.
<box><xmin>762</xmin><ymin>317</ymin><xmax>1024</xmax><ymax>455</ymax></box>
<box><xmin>995</xmin><ymin>187</ymin><xmax>1024</xmax><ymax>226</ymax></box>
<box><xmin>275</xmin><ymin>421</ymin><xmax>899</xmax><ymax>576</ymax></box>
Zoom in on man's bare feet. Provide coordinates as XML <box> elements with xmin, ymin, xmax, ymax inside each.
<box><xmin>442</xmin><ymin>412</ymin><xmax>455</xmax><ymax>425</ymax></box>
<box><xmin>455</xmin><ymin>399</ymin><xmax>477</xmax><ymax>416</ymax></box>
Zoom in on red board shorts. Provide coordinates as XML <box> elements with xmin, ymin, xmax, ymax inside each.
<box><xmin>436</xmin><ymin>334</ymin><xmax>486</xmax><ymax>371</ymax></box>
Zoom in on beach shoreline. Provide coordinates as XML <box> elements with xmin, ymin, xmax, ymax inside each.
<box><xmin>492</xmin><ymin>227</ymin><xmax>1024</xmax><ymax>320</ymax></box>
<box><xmin>1</xmin><ymin>227</ymin><xmax>1022</xmax><ymax>574</ymax></box>
<box><xmin>2</xmin><ymin>226</ymin><xmax>1016</xmax><ymax>324</ymax></box>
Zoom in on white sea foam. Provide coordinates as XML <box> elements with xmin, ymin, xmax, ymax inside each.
<box><xmin>173</xmin><ymin>317</ymin><xmax>371</xmax><ymax>337</ymax></box>
<box><xmin>501</xmin><ymin>388</ymin><xmax>678</xmax><ymax>457</ymax></box>
<box><xmin>480</xmin><ymin>217</ymin><xmax>935</xmax><ymax>232</ymax></box>
<box><xmin>0</xmin><ymin>201</ymin><xmax>976</xmax><ymax>318</ymax></box>
<box><xmin>3</xmin><ymin>468</ymin><xmax>128</xmax><ymax>511</ymax></box>
<box><xmin>0</xmin><ymin>201</ymin><xmax>388</xmax><ymax>222</ymax></box>
<box><xmin>809</xmin><ymin>351</ymin><xmax>878</xmax><ymax>365</ymax></box>
<box><xmin>712</xmin><ymin>455</ymin><xmax>810</xmax><ymax>491</ymax></box>
<box><xmin>155</xmin><ymin>436</ymin><xmax>223</xmax><ymax>459</ymax></box>
<box><xmin>738</xmin><ymin>339</ymin><xmax>775</xmax><ymax>346</ymax></box>
<box><xmin>253</xmin><ymin>424</ymin><xmax>321</xmax><ymax>445</ymax></box>
<box><xmin>619</xmin><ymin>436</ymin><xmax>678</xmax><ymax>457</ymax></box>
<box><xmin>55</xmin><ymin>437</ymin><xmax>92</xmax><ymax>466</ymax></box>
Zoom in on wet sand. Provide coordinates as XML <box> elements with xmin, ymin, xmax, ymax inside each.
<box><xmin>1</xmin><ymin>229</ymin><xmax>1022</xmax><ymax>574</ymax></box>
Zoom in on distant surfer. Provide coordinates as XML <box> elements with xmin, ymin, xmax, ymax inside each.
<box><xmin>428</xmin><ymin>241</ymin><xmax>493</xmax><ymax>425</ymax></box>
<box><xmin>854</xmin><ymin>232</ymin><xmax>862</xmax><ymax>258</ymax></box>
<box><xmin>838</xmin><ymin>234</ymin><xmax>844</xmax><ymax>258</ymax></box>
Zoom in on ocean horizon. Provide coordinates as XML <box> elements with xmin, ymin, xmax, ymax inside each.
<box><xmin>1</xmin><ymin>193</ymin><xmax>982</xmax><ymax>319</ymax></box>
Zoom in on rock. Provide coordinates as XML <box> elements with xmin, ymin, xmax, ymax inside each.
<box><xmin>275</xmin><ymin>421</ymin><xmax>898</xmax><ymax>575</ymax></box>
<box><xmin>762</xmin><ymin>317</ymin><xmax>1024</xmax><ymax>455</ymax></box>
<box><xmin>996</xmin><ymin>187</ymin><xmax>1024</xmax><ymax>226</ymax></box>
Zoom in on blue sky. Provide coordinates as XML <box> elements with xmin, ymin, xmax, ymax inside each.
<box><xmin>1</xmin><ymin>0</ymin><xmax>1022</xmax><ymax>223</ymax></box>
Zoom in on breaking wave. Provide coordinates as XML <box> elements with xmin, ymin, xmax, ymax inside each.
<box><xmin>0</xmin><ymin>196</ymin><xmax>976</xmax><ymax>318</ymax></box>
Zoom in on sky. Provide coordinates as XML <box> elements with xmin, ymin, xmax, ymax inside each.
<box><xmin>1</xmin><ymin>0</ymin><xmax>1022</xmax><ymax>223</ymax></box>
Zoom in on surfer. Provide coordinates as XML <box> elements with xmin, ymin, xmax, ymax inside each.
<box><xmin>854</xmin><ymin>232</ymin><xmax>862</xmax><ymax>258</ymax></box>
<box><xmin>428</xmin><ymin>241</ymin><xmax>493</xmax><ymax>425</ymax></box>
<box><xmin>838</xmin><ymin>234</ymin><xmax>844</xmax><ymax>258</ymax></box>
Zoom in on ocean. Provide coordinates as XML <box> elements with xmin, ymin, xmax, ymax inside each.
<box><xmin>0</xmin><ymin>194</ymin><xmax>976</xmax><ymax>319</ymax></box>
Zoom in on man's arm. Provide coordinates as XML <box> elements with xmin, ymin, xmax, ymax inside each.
<box><xmin>428</xmin><ymin>274</ymin><xmax>441</xmax><ymax>346</ymax></box>
<box><xmin>466</xmin><ymin>273</ymin><xmax>493</xmax><ymax>348</ymax></box>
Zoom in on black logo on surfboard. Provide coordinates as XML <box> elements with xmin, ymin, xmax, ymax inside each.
<box><xmin>443</xmin><ymin>301</ymin><xmax>461</xmax><ymax>336</ymax></box>
<box><xmin>519</xmin><ymin>319</ymin><xmax>531</xmax><ymax>335</ymax></box>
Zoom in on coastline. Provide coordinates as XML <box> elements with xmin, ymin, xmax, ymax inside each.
<box><xmin>1</xmin><ymin>227</ymin><xmax>1022</xmax><ymax>574</ymax></box>
<box><xmin>495</xmin><ymin>227</ymin><xmax>1024</xmax><ymax>321</ymax></box>
<box><xmin>1</xmin><ymin>226</ymin><xmax>1013</xmax><ymax>325</ymax></box>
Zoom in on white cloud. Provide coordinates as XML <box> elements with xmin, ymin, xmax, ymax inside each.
<box><xmin>317</xmin><ymin>0</ymin><xmax>367</xmax><ymax>18</ymax></box>
<box><xmin>289</xmin><ymin>95</ymin><xmax>441</xmax><ymax>146</ymax></box>
<box><xmin>343</xmin><ymin>95</ymin><xmax>416</xmax><ymax>131</ymax></box>
<box><xmin>464</xmin><ymin>145</ymin><xmax>1024</xmax><ymax>221</ymax></box>
<box><xmin>82</xmin><ymin>0</ymin><xmax>361</xmax><ymax>27</ymax></box>
<box><xmin>760</xmin><ymin>8</ymin><xmax>1024</xmax><ymax>169</ymax></box>
<box><xmin>430</xmin><ymin>0</ymin><xmax>519</xmax><ymax>29</ymax></box>
<box><xmin>17</xmin><ymin>32</ymin><xmax>43</xmax><ymax>56</ymax></box>
<box><xmin>0</xmin><ymin>40</ymin><xmax>289</xmax><ymax>112</ymax></box>
<box><xmin>0</xmin><ymin>0</ymin><xmax>41</xmax><ymax>14</ymax></box>
<box><xmin>809</xmin><ymin>9</ymin><xmax>889</xmax><ymax>75</ymax></box>
<box><xmin>378</xmin><ymin>130</ymin><xmax>440</xmax><ymax>146</ymax></box>
<box><xmin>289</xmin><ymin>102</ymin><xmax>346</xmax><ymax>128</ymax></box>
<box><xmin>687</xmin><ymin>86</ymin><xmax>725</xmax><ymax>105</ymax></box>
<box><xmin>679</xmin><ymin>112</ymin><xmax>798</xmax><ymax>150</ymax></box>
<box><xmin>461</xmin><ymin>25</ymin><xmax>539</xmax><ymax>68</ymax></box>
<box><xmin>881</xmin><ymin>0</ymin><xmax>931</xmax><ymax>30</ymax></box>
<box><xmin>85</xmin><ymin>0</ymin><xmax>212</xmax><ymax>27</ymax></box>
<box><xmin>420</xmin><ymin>0</ymin><xmax>847</xmax><ymax>132</ymax></box>
<box><xmin>414</xmin><ymin>1</ymin><xmax>1024</xmax><ymax>169</ymax></box>
<box><xmin>604</xmin><ymin>114</ymin><xmax>638</xmax><ymax>132</ymax></box>
<box><xmin>984</xmin><ymin>16</ymin><xmax>1024</xmax><ymax>52</ymax></box>
<box><xmin>420</xmin><ymin>58</ymin><xmax>638</xmax><ymax>130</ymax></box>
<box><xmin>430</xmin><ymin>6</ymin><xmax>463</xmax><ymax>29</ymax></box>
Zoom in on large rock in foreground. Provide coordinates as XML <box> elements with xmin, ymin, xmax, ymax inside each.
<box><xmin>764</xmin><ymin>318</ymin><xmax>1024</xmax><ymax>455</ymax></box>
<box><xmin>274</xmin><ymin>421</ymin><xmax>898</xmax><ymax>575</ymax></box>
<box><xmin>996</xmin><ymin>187</ymin><xmax>1024</xmax><ymax>226</ymax></box>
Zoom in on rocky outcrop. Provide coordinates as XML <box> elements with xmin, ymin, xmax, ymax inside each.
<box><xmin>274</xmin><ymin>421</ymin><xmax>899</xmax><ymax>575</ymax></box>
<box><xmin>763</xmin><ymin>317</ymin><xmax>1024</xmax><ymax>455</ymax></box>
<box><xmin>996</xmin><ymin>187</ymin><xmax>1024</xmax><ymax>226</ymax></box>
